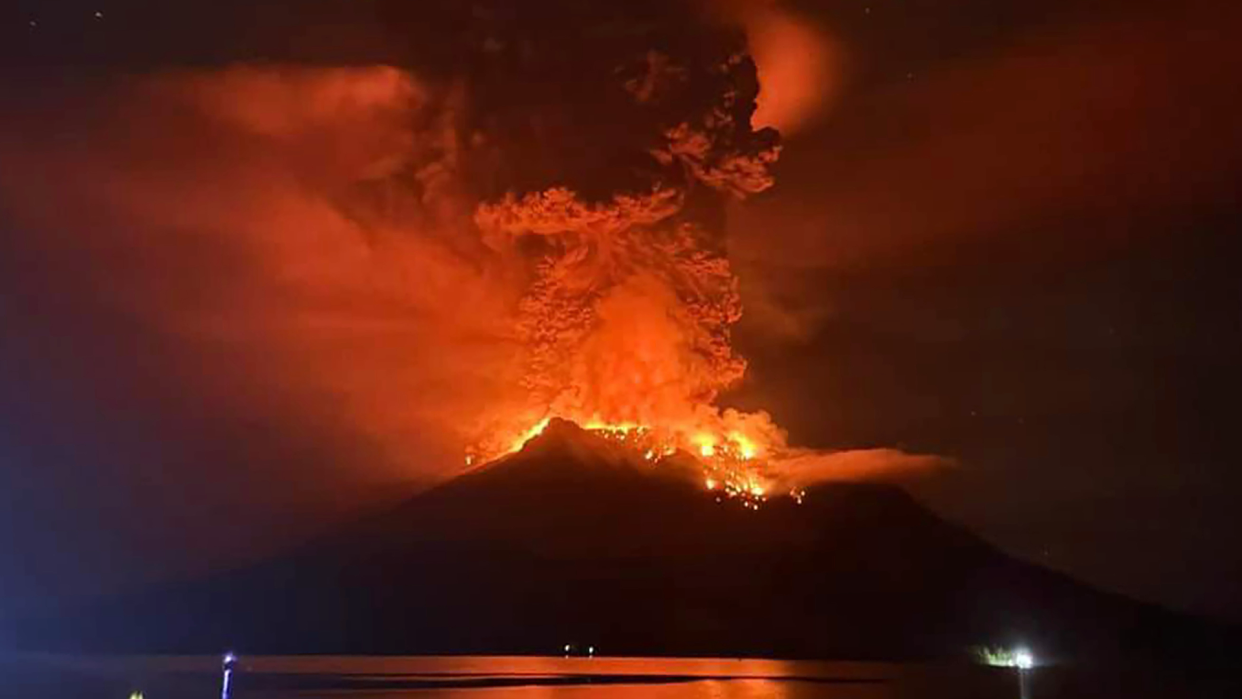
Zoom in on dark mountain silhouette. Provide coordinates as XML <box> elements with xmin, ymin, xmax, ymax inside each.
<box><xmin>14</xmin><ymin>420</ymin><xmax>1237</xmax><ymax>663</ymax></box>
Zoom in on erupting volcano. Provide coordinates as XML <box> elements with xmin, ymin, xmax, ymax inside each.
<box><xmin>447</xmin><ymin>22</ymin><xmax>930</xmax><ymax>501</ymax></box>
<box><xmin>0</xmin><ymin>2</ymin><xmax>937</xmax><ymax>501</ymax></box>
<box><xmin>6</xmin><ymin>1</ymin><xmax>1242</xmax><ymax>688</ymax></box>
<box><xmin>462</xmin><ymin>42</ymin><xmax>785</xmax><ymax>496</ymax></box>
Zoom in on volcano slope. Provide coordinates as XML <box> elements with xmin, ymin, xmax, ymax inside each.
<box><xmin>15</xmin><ymin>420</ymin><xmax>1236</xmax><ymax>664</ymax></box>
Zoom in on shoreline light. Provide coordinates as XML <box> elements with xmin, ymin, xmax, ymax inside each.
<box><xmin>221</xmin><ymin>652</ymin><xmax>238</xmax><ymax>699</ymax></box>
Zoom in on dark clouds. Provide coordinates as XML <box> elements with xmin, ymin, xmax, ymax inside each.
<box><xmin>733</xmin><ymin>0</ymin><xmax>1242</xmax><ymax>279</ymax></box>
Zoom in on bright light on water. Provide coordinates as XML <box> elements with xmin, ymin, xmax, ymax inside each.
<box><xmin>971</xmin><ymin>645</ymin><xmax>1037</xmax><ymax>669</ymax></box>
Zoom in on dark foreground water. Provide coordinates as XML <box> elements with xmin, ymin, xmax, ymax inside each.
<box><xmin>3</xmin><ymin>654</ymin><xmax>1235</xmax><ymax>699</ymax></box>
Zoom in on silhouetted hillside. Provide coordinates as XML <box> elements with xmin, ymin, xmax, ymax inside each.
<box><xmin>17</xmin><ymin>420</ymin><xmax>1236</xmax><ymax>664</ymax></box>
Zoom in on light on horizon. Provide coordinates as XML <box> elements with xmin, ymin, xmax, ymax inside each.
<box><xmin>971</xmin><ymin>645</ymin><xmax>1038</xmax><ymax>669</ymax></box>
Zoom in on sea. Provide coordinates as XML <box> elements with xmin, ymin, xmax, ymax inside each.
<box><xmin>2</xmin><ymin>654</ymin><xmax>1233</xmax><ymax>699</ymax></box>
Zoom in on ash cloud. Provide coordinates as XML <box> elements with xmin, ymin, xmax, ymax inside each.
<box><xmin>2</xmin><ymin>65</ymin><xmax>507</xmax><ymax>476</ymax></box>
<box><xmin>0</xmin><ymin>1</ymin><xmax>939</xmax><ymax>610</ymax></box>
<box><xmin>1</xmin><ymin>4</ymin><xmax>780</xmax><ymax>481</ymax></box>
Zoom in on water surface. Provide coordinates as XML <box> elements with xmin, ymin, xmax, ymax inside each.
<box><xmin>4</xmin><ymin>653</ymin><xmax>1199</xmax><ymax>699</ymax></box>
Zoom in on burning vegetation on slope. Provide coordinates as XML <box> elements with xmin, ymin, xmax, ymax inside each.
<box><xmin>489</xmin><ymin>417</ymin><xmax>779</xmax><ymax>509</ymax></box>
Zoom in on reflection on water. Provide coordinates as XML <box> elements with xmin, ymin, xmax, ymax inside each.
<box><xmin>233</xmin><ymin>656</ymin><xmax>894</xmax><ymax>699</ymax></box>
<box><xmin>1</xmin><ymin>654</ymin><xmax>1019</xmax><ymax>699</ymax></box>
<box><xmin>7</xmin><ymin>653</ymin><xmax>1234</xmax><ymax>698</ymax></box>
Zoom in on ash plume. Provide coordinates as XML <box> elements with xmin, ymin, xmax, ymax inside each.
<box><xmin>0</xmin><ymin>0</ymin><xmax>934</xmax><ymax>506</ymax></box>
<box><xmin>468</xmin><ymin>39</ymin><xmax>783</xmax><ymax>457</ymax></box>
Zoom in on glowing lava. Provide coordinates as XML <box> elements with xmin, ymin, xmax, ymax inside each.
<box><xmin>471</xmin><ymin>414</ymin><xmax>782</xmax><ymax>508</ymax></box>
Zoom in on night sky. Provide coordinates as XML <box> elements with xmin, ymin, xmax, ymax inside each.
<box><xmin>2</xmin><ymin>0</ymin><xmax>1241</xmax><ymax>625</ymax></box>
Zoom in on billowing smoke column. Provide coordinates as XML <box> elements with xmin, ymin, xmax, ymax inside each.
<box><xmin>443</xmin><ymin>3</ymin><xmax>941</xmax><ymax>490</ymax></box>
<box><xmin>467</xmin><ymin>36</ymin><xmax>784</xmax><ymax>464</ymax></box>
